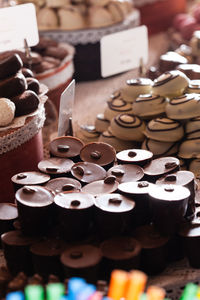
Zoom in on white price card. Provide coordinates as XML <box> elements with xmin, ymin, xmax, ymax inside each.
<box><xmin>100</xmin><ymin>25</ymin><xmax>148</xmax><ymax>78</ymax></box>
<box><xmin>58</xmin><ymin>79</ymin><xmax>75</xmax><ymax>137</ymax></box>
<box><xmin>0</xmin><ymin>3</ymin><xmax>39</xmax><ymax>52</ymax></box>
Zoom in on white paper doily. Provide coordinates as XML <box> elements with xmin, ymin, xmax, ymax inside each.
<box><xmin>39</xmin><ymin>10</ymin><xmax>140</xmax><ymax>45</ymax></box>
<box><xmin>0</xmin><ymin>103</ymin><xmax>46</xmax><ymax>155</ymax></box>
<box><xmin>133</xmin><ymin>0</ymin><xmax>165</xmax><ymax>7</ymax></box>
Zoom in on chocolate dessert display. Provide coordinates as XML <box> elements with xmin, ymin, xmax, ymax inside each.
<box><xmin>0</xmin><ymin>53</ymin><xmax>47</xmax><ymax>204</ymax></box>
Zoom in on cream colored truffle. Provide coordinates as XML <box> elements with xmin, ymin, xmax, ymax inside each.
<box><xmin>152</xmin><ymin>70</ymin><xmax>190</xmax><ymax>98</ymax></box>
<box><xmin>185</xmin><ymin>117</ymin><xmax>200</xmax><ymax>139</ymax></box>
<box><xmin>104</xmin><ymin>97</ymin><xmax>133</xmax><ymax>121</ymax></box>
<box><xmin>46</xmin><ymin>0</ymin><xmax>70</xmax><ymax>8</ymax></box>
<box><xmin>179</xmin><ymin>138</ymin><xmax>200</xmax><ymax>159</ymax></box>
<box><xmin>186</xmin><ymin>80</ymin><xmax>200</xmax><ymax>94</ymax></box>
<box><xmin>58</xmin><ymin>6</ymin><xmax>85</xmax><ymax>30</ymax></box>
<box><xmin>142</xmin><ymin>138</ymin><xmax>179</xmax><ymax>157</ymax></box>
<box><xmin>98</xmin><ymin>130</ymin><xmax>137</xmax><ymax>152</ymax></box>
<box><xmin>121</xmin><ymin>78</ymin><xmax>153</xmax><ymax>103</ymax></box>
<box><xmin>132</xmin><ymin>94</ymin><xmax>166</xmax><ymax>119</ymax></box>
<box><xmin>87</xmin><ymin>6</ymin><xmax>114</xmax><ymax>28</ymax></box>
<box><xmin>0</xmin><ymin>98</ymin><xmax>15</xmax><ymax>127</ymax></box>
<box><xmin>144</xmin><ymin>117</ymin><xmax>184</xmax><ymax>142</ymax></box>
<box><xmin>37</xmin><ymin>7</ymin><xmax>58</xmax><ymax>29</ymax></box>
<box><xmin>109</xmin><ymin>113</ymin><xmax>145</xmax><ymax>141</ymax></box>
<box><xmin>166</xmin><ymin>94</ymin><xmax>200</xmax><ymax>120</ymax></box>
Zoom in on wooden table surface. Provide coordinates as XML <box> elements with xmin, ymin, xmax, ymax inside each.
<box><xmin>73</xmin><ymin>32</ymin><xmax>170</xmax><ymax>133</ymax></box>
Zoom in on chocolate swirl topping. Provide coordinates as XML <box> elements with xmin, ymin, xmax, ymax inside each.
<box><xmin>147</xmin><ymin>118</ymin><xmax>182</xmax><ymax>132</ymax></box>
<box><xmin>114</xmin><ymin>114</ymin><xmax>144</xmax><ymax>129</ymax></box>
<box><xmin>136</xmin><ymin>94</ymin><xmax>165</xmax><ymax>103</ymax></box>
<box><xmin>170</xmin><ymin>94</ymin><xmax>196</xmax><ymax>105</ymax></box>
<box><xmin>107</xmin><ymin>98</ymin><xmax>132</xmax><ymax>112</ymax></box>
<box><xmin>153</xmin><ymin>71</ymin><xmax>179</xmax><ymax>87</ymax></box>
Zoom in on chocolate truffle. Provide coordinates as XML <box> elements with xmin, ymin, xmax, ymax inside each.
<box><xmin>82</xmin><ymin>176</ymin><xmax>119</xmax><ymax>196</ymax></box>
<box><xmin>11</xmin><ymin>171</ymin><xmax>50</xmax><ymax>192</ymax></box>
<box><xmin>38</xmin><ymin>157</ymin><xmax>74</xmax><ymax>177</ymax></box>
<box><xmin>100</xmin><ymin>237</ymin><xmax>141</xmax><ymax>278</ymax></box>
<box><xmin>54</xmin><ymin>192</ymin><xmax>94</xmax><ymax>241</ymax></box>
<box><xmin>132</xmin><ymin>224</ymin><xmax>169</xmax><ymax>275</ymax></box>
<box><xmin>149</xmin><ymin>185</ymin><xmax>190</xmax><ymax>236</ymax></box>
<box><xmin>107</xmin><ymin>164</ymin><xmax>144</xmax><ymax>184</ymax></box>
<box><xmin>30</xmin><ymin>238</ymin><xmax>67</xmax><ymax>279</ymax></box>
<box><xmin>1</xmin><ymin>230</ymin><xmax>38</xmax><ymax>276</ymax></box>
<box><xmin>71</xmin><ymin>162</ymin><xmax>106</xmax><ymax>184</ymax></box>
<box><xmin>0</xmin><ymin>203</ymin><xmax>18</xmax><ymax>247</ymax></box>
<box><xmin>15</xmin><ymin>186</ymin><xmax>54</xmax><ymax>236</ymax></box>
<box><xmin>143</xmin><ymin>156</ymin><xmax>180</xmax><ymax>182</ymax></box>
<box><xmin>60</xmin><ymin>244</ymin><xmax>102</xmax><ymax>283</ymax></box>
<box><xmin>0</xmin><ymin>54</ymin><xmax>23</xmax><ymax>80</ymax></box>
<box><xmin>49</xmin><ymin>136</ymin><xmax>84</xmax><ymax>161</ymax></box>
<box><xmin>80</xmin><ymin>142</ymin><xmax>116</xmax><ymax>170</ymax></box>
<box><xmin>159</xmin><ymin>51</ymin><xmax>188</xmax><ymax>73</ymax></box>
<box><xmin>156</xmin><ymin>171</ymin><xmax>195</xmax><ymax>220</ymax></box>
<box><xmin>94</xmin><ymin>193</ymin><xmax>135</xmax><ymax>238</ymax></box>
<box><xmin>45</xmin><ymin>177</ymin><xmax>81</xmax><ymax>194</ymax></box>
<box><xmin>116</xmin><ymin>149</ymin><xmax>153</xmax><ymax>167</ymax></box>
<box><xmin>118</xmin><ymin>181</ymin><xmax>155</xmax><ymax>226</ymax></box>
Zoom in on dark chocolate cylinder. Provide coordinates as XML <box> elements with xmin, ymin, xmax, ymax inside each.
<box><xmin>15</xmin><ymin>185</ymin><xmax>54</xmax><ymax>236</ymax></box>
<box><xmin>0</xmin><ymin>203</ymin><xmax>18</xmax><ymax>247</ymax></box>
<box><xmin>116</xmin><ymin>149</ymin><xmax>153</xmax><ymax>167</ymax></box>
<box><xmin>60</xmin><ymin>244</ymin><xmax>102</xmax><ymax>283</ymax></box>
<box><xmin>54</xmin><ymin>192</ymin><xmax>94</xmax><ymax>241</ymax></box>
<box><xmin>1</xmin><ymin>230</ymin><xmax>38</xmax><ymax>276</ymax></box>
<box><xmin>38</xmin><ymin>157</ymin><xmax>74</xmax><ymax>179</ymax></box>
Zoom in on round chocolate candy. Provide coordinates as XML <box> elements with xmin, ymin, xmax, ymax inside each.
<box><xmin>71</xmin><ymin>161</ymin><xmax>106</xmax><ymax>184</ymax></box>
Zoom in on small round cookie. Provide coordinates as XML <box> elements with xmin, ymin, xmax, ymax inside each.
<box><xmin>186</xmin><ymin>117</ymin><xmax>200</xmax><ymax>139</ymax></box>
<box><xmin>188</xmin><ymin>159</ymin><xmax>200</xmax><ymax>178</ymax></box>
<box><xmin>186</xmin><ymin>80</ymin><xmax>200</xmax><ymax>94</ymax></box>
<box><xmin>37</xmin><ymin>8</ymin><xmax>58</xmax><ymax>29</ymax></box>
<box><xmin>104</xmin><ymin>98</ymin><xmax>133</xmax><ymax>121</ymax></box>
<box><xmin>142</xmin><ymin>138</ymin><xmax>179</xmax><ymax>157</ymax></box>
<box><xmin>166</xmin><ymin>94</ymin><xmax>200</xmax><ymax>120</ymax></box>
<box><xmin>121</xmin><ymin>78</ymin><xmax>153</xmax><ymax>103</ymax></box>
<box><xmin>87</xmin><ymin>6</ymin><xmax>114</xmax><ymax>28</ymax></box>
<box><xmin>95</xmin><ymin>113</ymin><xmax>110</xmax><ymax>133</ymax></box>
<box><xmin>98</xmin><ymin>130</ymin><xmax>139</xmax><ymax>152</ymax></box>
<box><xmin>152</xmin><ymin>70</ymin><xmax>190</xmax><ymax>98</ymax></box>
<box><xmin>179</xmin><ymin>138</ymin><xmax>200</xmax><ymax>159</ymax></box>
<box><xmin>58</xmin><ymin>7</ymin><xmax>85</xmax><ymax>30</ymax></box>
<box><xmin>110</xmin><ymin>113</ymin><xmax>145</xmax><ymax>142</ymax></box>
<box><xmin>132</xmin><ymin>94</ymin><xmax>166</xmax><ymax>119</ymax></box>
<box><xmin>144</xmin><ymin>117</ymin><xmax>184</xmax><ymax>142</ymax></box>
<box><xmin>190</xmin><ymin>30</ymin><xmax>200</xmax><ymax>57</ymax></box>
<box><xmin>0</xmin><ymin>98</ymin><xmax>15</xmax><ymax>126</ymax></box>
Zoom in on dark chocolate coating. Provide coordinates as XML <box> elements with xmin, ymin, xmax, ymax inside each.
<box><xmin>176</xmin><ymin>64</ymin><xmax>200</xmax><ymax>80</ymax></box>
<box><xmin>11</xmin><ymin>90</ymin><xmax>40</xmax><ymax>117</ymax></box>
<box><xmin>156</xmin><ymin>171</ymin><xmax>195</xmax><ymax>220</ymax></box>
<box><xmin>159</xmin><ymin>51</ymin><xmax>188</xmax><ymax>73</ymax></box>
<box><xmin>107</xmin><ymin>164</ymin><xmax>144</xmax><ymax>183</ymax></box>
<box><xmin>54</xmin><ymin>192</ymin><xmax>94</xmax><ymax>241</ymax></box>
<box><xmin>11</xmin><ymin>171</ymin><xmax>50</xmax><ymax>192</ymax></box>
<box><xmin>118</xmin><ymin>181</ymin><xmax>155</xmax><ymax>226</ymax></box>
<box><xmin>143</xmin><ymin>156</ymin><xmax>180</xmax><ymax>182</ymax></box>
<box><xmin>100</xmin><ymin>237</ymin><xmax>141</xmax><ymax>278</ymax></box>
<box><xmin>49</xmin><ymin>136</ymin><xmax>84</xmax><ymax>160</ymax></box>
<box><xmin>179</xmin><ymin>223</ymin><xmax>200</xmax><ymax>268</ymax></box>
<box><xmin>71</xmin><ymin>162</ymin><xmax>106</xmax><ymax>184</ymax></box>
<box><xmin>61</xmin><ymin>244</ymin><xmax>102</xmax><ymax>283</ymax></box>
<box><xmin>1</xmin><ymin>230</ymin><xmax>38</xmax><ymax>276</ymax></box>
<box><xmin>45</xmin><ymin>177</ymin><xmax>81</xmax><ymax>194</ymax></box>
<box><xmin>0</xmin><ymin>73</ymin><xmax>27</xmax><ymax>98</ymax></box>
<box><xmin>0</xmin><ymin>203</ymin><xmax>18</xmax><ymax>247</ymax></box>
<box><xmin>116</xmin><ymin>149</ymin><xmax>153</xmax><ymax>167</ymax></box>
<box><xmin>43</xmin><ymin>46</ymin><xmax>68</xmax><ymax>60</ymax></box>
<box><xmin>80</xmin><ymin>142</ymin><xmax>116</xmax><ymax>169</ymax></box>
<box><xmin>82</xmin><ymin>177</ymin><xmax>119</xmax><ymax>196</ymax></box>
<box><xmin>26</xmin><ymin>77</ymin><xmax>40</xmax><ymax>94</ymax></box>
<box><xmin>38</xmin><ymin>157</ymin><xmax>74</xmax><ymax>177</ymax></box>
<box><xmin>132</xmin><ymin>224</ymin><xmax>169</xmax><ymax>274</ymax></box>
<box><xmin>0</xmin><ymin>54</ymin><xmax>23</xmax><ymax>80</ymax></box>
<box><xmin>94</xmin><ymin>193</ymin><xmax>135</xmax><ymax>238</ymax></box>
<box><xmin>149</xmin><ymin>185</ymin><xmax>190</xmax><ymax>236</ymax></box>
<box><xmin>30</xmin><ymin>238</ymin><xmax>67</xmax><ymax>279</ymax></box>
<box><xmin>15</xmin><ymin>186</ymin><xmax>54</xmax><ymax>236</ymax></box>
<box><xmin>21</xmin><ymin>68</ymin><xmax>34</xmax><ymax>78</ymax></box>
